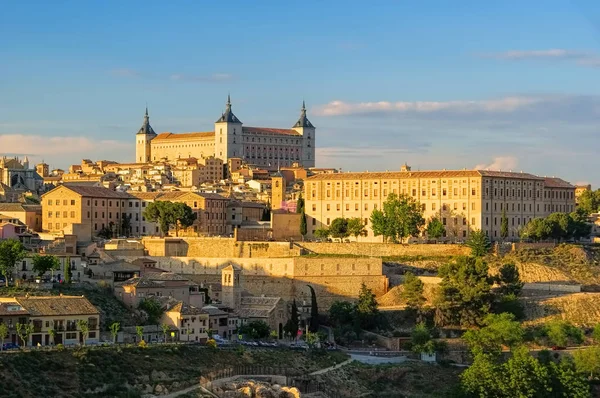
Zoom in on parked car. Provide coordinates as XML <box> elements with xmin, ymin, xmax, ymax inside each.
<box><xmin>2</xmin><ymin>342</ymin><xmax>20</xmax><ymax>350</ymax></box>
<box><xmin>551</xmin><ymin>346</ymin><xmax>566</xmax><ymax>351</ymax></box>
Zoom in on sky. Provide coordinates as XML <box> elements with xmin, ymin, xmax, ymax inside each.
<box><xmin>1</xmin><ymin>0</ymin><xmax>599</xmax><ymax>186</ymax></box>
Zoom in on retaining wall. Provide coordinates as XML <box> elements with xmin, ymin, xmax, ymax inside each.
<box><xmin>300</xmin><ymin>242</ymin><xmax>470</xmax><ymax>257</ymax></box>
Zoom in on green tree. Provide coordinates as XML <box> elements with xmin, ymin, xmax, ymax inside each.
<box><xmin>143</xmin><ymin>201</ymin><xmax>173</xmax><ymax>235</ymax></box>
<box><xmin>426</xmin><ymin>216</ymin><xmax>445</xmax><ymax>240</ymax></box>
<box><xmin>138</xmin><ymin>298</ymin><xmax>164</xmax><ymax>324</ymax></box>
<box><xmin>549</xmin><ymin>359</ymin><xmax>591</xmax><ymax>397</ymax></box>
<box><xmin>63</xmin><ymin>257</ymin><xmax>72</xmax><ymax>284</ymax></box>
<box><xmin>136</xmin><ymin>325</ymin><xmax>144</xmax><ymax>343</ymax></box>
<box><xmin>500</xmin><ymin>209</ymin><xmax>509</xmax><ymax>240</ymax></box>
<box><xmin>495</xmin><ymin>263</ymin><xmax>524</xmax><ymax>297</ymax></box>
<box><xmin>577</xmin><ymin>189</ymin><xmax>600</xmax><ymax>215</ymax></box>
<box><xmin>546</xmin><ymin>212</ymin><xmax>572</xmax><ymax>241</ymax></box>
<box><xmin>460</xmin><ymin>353</ymin><xmax>503</xmax><ymax>397</ymax></box>
<box><xmin>313</xmin><ymin>228</ymin><xmax>329</xmax><ymax>240</ymax></box>
<box><xmin>356</xmin><ymin>283</ymin><xmax>379</xmax><ymax>329</ymax></box>
<box><xmin>170</xmin><ymin>202</ymin><xmax>197</xmax><ymax>237</ymax></box>
<box><xmin>31</xmin><ymin>254</ymin><xmax>60</xmax><ymax>277</ymax></box>
<box><xmin>110</xmin><ymin>322</ymin><xmax>120</xmax><ymax>344</ymax></box>
<box><xmin>463</xmin><ymin>313</ymin><xmax>524</xmax><ymax>357</ymax></box>
<box><xmin>410</xmin><ymin>322</ymin><xmax>438</xmax><ymax>355</ymax></box>
<box><xmin>48</xmin><ymin>328</ymin><xmax>56</xmax><ymax>345</ymax></box>
<box><xmin>296</xmin><ymin>192</ymin><xmax>304</xmax><ymax>214</ymax></box>
<box><xmin>465</xmin><ymin>229</ymin><xmax>491</xmax><ymax>257</ymax></box>
<box><xmin>77</xmin><ymin>319</ymin><xmax>89</xmax><ymax>346</ymax></box>
<box><xmin>592</xmin><ymin>323</ymin><xmax>600</xmax><ymax>343</ymax></box>
<box><xmin>329</xmin><ymin>218</ymin><xmax>349</xmax><ymax>241</ymax></box>
<box><xmin>0</xmin><ymin>239</ymin><xmax>26</xmax><ymax>287</ymax></box>
<box><xmin>299</xmin><ymin>208</ymin><xmax>307</xmax><ymax>237</ymax></box>
<box><xmin>161</xmin><ymin>323</ymin><xmax>170</xmax><ymax>343</ymax></box>
<box><xmin>284</xmin><ymin>299</ymin><xmax>300</xmax><ymax>338</ymax></box>
<box><xmin>370</xmin><ymin>193</ymin><xmax>425</xmax><ymax>243</ymax></box>
<box><xmin>16</xmin><ymin>322</ymin><xmax>33</xmax><ymax>347</ymax></box>
<box><xmin>347</xmin><ymin>217</ymin><xmax>366</xmax><ymax>239</ymax></box>
<box><xmin>573</xmin><ymin>345</ymin><xmax>600</xmax><ymax>379</ymax></box>
<box><xmin>545</xmin><ymin>320</ymin><xmax>584</xmax><ymax>347</ymax></box>
<box><xmin>0</xmin><ymin>323</ymin><xmax>8</xmax><ymax>350</ymax></box>
<box><xmin>307</xmin><ymin>284</ymin><xmax>319</xmax><ymax>332</ymax></box>
<box><xmin>261</xmin><ymin>206</ymin><xmax>270</xmax><ymax>221</ymax></box>
<box><xmin>569</xmin><ymin>211</ymin><xmax>592</xmax><ymax>240</ymax></box>
<box><xmin>400</xmin><ymin>272</ymin><xmax>426</xmax><ymax>313</ymax></box>
<box><xmin>328</xmin><ymin>301</ymin><xmax>355</xmax><ymax>327</ymax></box>
<box><xmin>238</xmin><ymin>321</ymin><xmax>270</xmax><ymax>339</ymax></box>
<box><xmin>520</xmin><ymin>218</ymin><xmax>552</xmax><ymax>241</ymax></box>
<box><xmin>501</xmin><ymin>346</ymin><xmax>552</xmax><ymax>397</ymax></box>
<box><xmin>434</xmin><ymin>256</ymin><xmax>493</xmax><ymax>327</ymax></box>
<box><xmin>120</xmin><ymin>213</ymin><xmax>132</xmax><ymax>236</ymax></box>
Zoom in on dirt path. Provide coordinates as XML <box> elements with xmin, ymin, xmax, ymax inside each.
<box><xmin>309</xmin><ymin>358</ymin><xmax>354</xmax><ymax>375</ymax></box>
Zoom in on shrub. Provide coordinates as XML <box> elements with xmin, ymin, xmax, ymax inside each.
<box><xmin>138</xmin><ymin>340</ymin><xmax>147</xmax><ymax>348</ymax></box>
<box><xmin>206</xmin><ymin>339</ymin><xmax>217</xmax><ymax>349</ymax></box>
<box><xmin>56</xmin><ymin>344</ymin><xmax>64</xmax><ymax>351</ymax></box>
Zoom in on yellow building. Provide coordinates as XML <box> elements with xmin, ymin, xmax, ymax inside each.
<box><xmin>271</xmin><ymin>172</ymin><xmax>286</xmax><ymax>210</ymax></box>
<box><xmin>135</xmin><ymin>97</ymin><xmax>316</xmax><ymax>170</ymax></box>
<box><xmin>162</xmin><ymin>301</ymin><xmax>209</xmax><ymax>343</ymax></box>
<box><xmin>41</xmin><ymin>185</ymin><xmax>132</xmax><ymax>239</ymax></box>
<box><xmin>305</xmin><ymin>168</ymin><xmax>576</xmax><ymax>242</ymax></box>
<box><xmin>0</xmin><ymin>295</ymin><xmax>100</xmax><ymax>346</ymax></box>
<box><xmin>0</xmin><ymin>203</ymin><xmax>42</xmax><ymax>232</ymax></box>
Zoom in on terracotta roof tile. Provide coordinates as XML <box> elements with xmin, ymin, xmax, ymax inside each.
<box><xmin>307</xmin><ymin>169</ymin><xmax>545</xmax><ymax>181</ymax></box>
<box><xmin>242</xmin><ymin>127</ymin><xmax>301</xmax><ymax>136</ymax></box>
<box><xmin>544</xmin><ymin>177</ymin><xmax>575</xmax><ymax>188</ymax></box>
<box><xmin>16</xmin><ymin>296</ymin><xmax>99</xmax><ymax>316</ymax></box>
<box><xmin>153</xmin><ymin>132</ymin><xmax>215</xmax><ymax>140</ymax></box>
<box><xmin>42</xmin><ymin>185</ymin><xmax>132</xmax><ymax>199</ymax></box>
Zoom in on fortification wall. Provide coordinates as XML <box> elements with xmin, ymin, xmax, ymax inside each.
<box><xmin>118</xmin><ymin>255</ymin><xmax>389</xmax><ymax>310</ymax></box>
<box><xmin>141</xmin><ymin>238</ymin><xmax>299</xmax><ymax>258</ymax></box>
<box><xmin>513</xmin><ymin>242</ymin><xmax>557</xmax><ymax>251</ymax></box>
<box><xmin>300</xmin><ymin>242</ymin><xmax>470</xmax><ymax>257</ymax></box>
<box><xmin>522</xmin><ymin>283</ymin><xmax>581</xmax><ymax>293</ymax></box>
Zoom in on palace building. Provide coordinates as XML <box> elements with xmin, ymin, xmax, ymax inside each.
<box><xmin>305</xmin><ymin>165</ymin><xmax>576</xmax><ymax>242</ymax></box>
<box><xmin>135</xmin><ymin>96</ymin><xmax>316</xmax><ymax>170</ymax></box>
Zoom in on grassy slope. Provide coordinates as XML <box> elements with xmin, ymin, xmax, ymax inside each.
<box><xmin>0</xmin><ymin>346</ymin><xmax>348</xmax><ymax>398</ymax></box>
<box><xmin>313</xmin><ymin>362</ymin><xmax>462</xmax><ymax>398</ymax></box>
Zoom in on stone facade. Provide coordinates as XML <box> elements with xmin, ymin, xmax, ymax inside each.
<box><xmin>136</xmin><ymin>98</ymin><xmax>316</xmax><ymax>170</ymax></box>
<box><xmin>305</xmin><ymin>168</ymin><xmax>576</xmax><ymax>242</ymax></box>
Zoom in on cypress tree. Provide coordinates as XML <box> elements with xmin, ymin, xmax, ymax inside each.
<box><xmin>307</xmin><ymin>285</ymin><xmax>319</xmax><ymax>332</ymax></box>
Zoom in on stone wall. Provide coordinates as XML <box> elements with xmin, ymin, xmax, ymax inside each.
<box><xmin>522</xmin><ymin>283</ymin><xmax>582</xmax><ymax>293</ymax></box>
<box><xmin>141</xmin><ymin>238</ymin><xmax>300</xmax><ymax>258</ymax></box>
<box><xmin>513</xmin><ymin>242</ymin><xmax>557</xmax><ymax>251</ymax></box>
<box><xmin>118</xmin><ymin>255</ymin><xmax>388</xmax><ymax>310</ymax></box>
<box><xmin>299</xmin><ymin>242</ymin><xmax>470</xmax><ymax>257</ymax></box>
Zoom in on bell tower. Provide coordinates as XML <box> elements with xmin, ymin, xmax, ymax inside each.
<box><xmin>135</xmin><ymin>107</ymin><xmax>157</xmax><ymax>163</ymax></box>
<box><xmin>221</xmin><ymin>264</ymin><xmax>241</xmax><ymax>309</ymax></box>
<box><xmin>214</xmin><ymin>95</ymin><xmax>243</xmax><ymax>163</ymax></box>
<box><xmin>292</xmin><ymin>101</ymin><xmax>316</xmax><ymax>168</ymax></box>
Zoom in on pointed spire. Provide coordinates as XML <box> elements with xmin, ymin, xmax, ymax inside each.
<box><xmin>137</xmin><ymin>105</ymin><xmax>156</xmax><ymax>136</ymax></box>
<box><xmin>216</xmin><ymin>94</ymin><xmax>241</xmax><ymax>123</ymax></box>
<box><xmin>293</xmin><ymin>100</ymin><xmax>314</xmax><ymax>128</ymax></box>
<box><xmin>227</xmin><ymin>93</ymin><xmax>231</xmax><ymax>106</ymax></box>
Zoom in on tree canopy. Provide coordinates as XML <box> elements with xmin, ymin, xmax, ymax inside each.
<box><xmin>426</xmin><ymin>216</ymin><xmax>445</xmax><ymax>240</ymax></box>
<box><xmin>356</xmin><ymin>283</ymin><xmax>379</xmax><ymax>328</ymax></box>
<box><xmin>329</xmin><ymin>218</ymin><xmax>349</xmax><ymax>240</ymax></box>
<box><xmin>520</xmin><ymin>212</ymin><xmax>591</xmax><ymax>242</ymax></box>
<box><xmin>463</xmin><ymin>313</ymin><xmax>524</xmax><ymax>357</ymax></box>
<box><xmin>239</xmin><ymin>320</ymin><xmax>271</xmax><ymax>339</ymax></box>
<box><xmin>143</xmin><ymin>201</ymin><xmax>197</xmax><ymax>236</ymax></box>
<box><xmin>369</xmin><ymin>193</ymin><xmax>425</xmax><ymax>243</ymax></box>
<box><xmin>465</xmin><ymin>229</ymin><xmax>491</xmax><ymax>257</ymax></box>
<box><xmin>577</xmin><ymin>189</ymin><xmax>600</xmax><ymax>215</ymax></box>
<box><xmin>400</xmin><ymin>272</ymin><xmax>426</xmax><ymax>312</ymax></box>
<box><xmin>347</xmin><ymin>218</ymin><xmax>366</xmax><ymax>239</ymax></box>
<box><xmin>31</xmin><ymin>254</ymin><xmax>61</xmax><ymax>277</ymax></box>
<box><xmin>0</xmin><ymin>239</ymin><xmax>26</xmax><ymax>287</ymax></box>
<box><xmin>434</xmin><ymin>256</ymin><xmax>493</xmax><ymax>327</ymax></box>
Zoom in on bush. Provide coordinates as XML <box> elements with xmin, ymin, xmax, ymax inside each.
<box><xmin>56</xmin><ymin>344</ymin><xmax>64</xmax><ymax>352</ymax></box>
<box><xmin>206</xmin><ymin>339</ymin><xmax>217</xmax><ymax>349</ymax></box>
<box><xmin>138</xmin><ymin>340</ymin><xmax>147</xmax><ymax>348</ymax></box>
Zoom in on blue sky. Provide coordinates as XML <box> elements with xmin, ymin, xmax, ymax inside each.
<box><xmin>1</xmin><ymin>0</ymin><xmax>599</xmax><ymax>186</ymax></box>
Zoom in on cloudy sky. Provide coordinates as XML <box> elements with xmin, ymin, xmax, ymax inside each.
<box><xmin>1</xmin><ymin>1</ymin><xmax>599</xmax><ymax>186</ymax></box>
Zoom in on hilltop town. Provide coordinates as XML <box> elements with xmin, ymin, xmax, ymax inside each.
<box><xmin>1</xmin><ymin>98</ymin><xmax>600</xmax><ymax>397</ymax></box>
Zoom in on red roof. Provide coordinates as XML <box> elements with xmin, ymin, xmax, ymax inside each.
<box><xmin>154</xmin><ymin>132</ymin><xmax>215</xmax><ymax>140</ymax></box>
<box><xmin>242</xmin><ymin>127</ymin><xmax>301</xmax><ymax>136</ymax></box>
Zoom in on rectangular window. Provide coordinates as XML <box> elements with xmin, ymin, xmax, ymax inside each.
<box><xmin>443</xmin><ymin>188</ymin><xmax>447</xmax><ymax>196</ymax></box>
<box><xmin>432</xmin><ymin>203</ymin><xmax>436</xmax><ymax>211</ymax></box>
<box><xmin>471</xmin><ymin>217</ymin><xmax>475</xmax><ymax>225</ymax></box>
<box><xmin>70</xmin><ymin>200</ymin><xmax>75</xmax><ymax>205</ymax></box>
<box><xmin>355</xmin><ymin>203</ymin><xmax>359</xmax><ymax>211</ymax></box>
<box><xmin>442</xmin><ymin>218</ymin><xmax>446</xmax><ymax>225</ymax></box>
<box><xmin>471</xmin><ymin>203</ymin><xmax>475</xmax><ymax>211</ymax></box>
<box><xmin>312</xmin><ymin>204</ymin><xmax>316</xmax><ymax>211</ymax></box>
<box><xmin>472</xmin><ymin>188</ymin><xmax>476</xmax><ymax>196</ymax></box>
<box><xmin>345</xmin><ymin>204</ymin><xmax>349</xmax><ymax>211</ymax></box>
<box><xmin>364</xmin><ymin>203</ymin><xmax>368</xmax><ymax>211</ymax></box>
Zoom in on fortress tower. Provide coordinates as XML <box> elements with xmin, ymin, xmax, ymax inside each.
<box><xmin>135</xmin><ymin>107</ymin><xmax>157</xmax><ymax>163</ymax></box>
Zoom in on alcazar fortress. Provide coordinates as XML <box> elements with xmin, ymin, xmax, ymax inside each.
<box><xmin>135</xmin><ymin>96</ymin><xmax>316</xmax><ymax>169</ymax></box>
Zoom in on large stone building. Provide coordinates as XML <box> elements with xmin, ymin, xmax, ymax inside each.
<box><xmin>0</xmin><ymin>156</ymin><xmax>44</xmax><ymax>194</ymax></box>
<box><xmin>304</xmin><ymin>166</ymin><xmax>576</xmax><ymax>242</ymax></box>
<box><xmin>135</xmin><ymin>98</ymin><xmax>316</xmax><ymax>170</ymax></box>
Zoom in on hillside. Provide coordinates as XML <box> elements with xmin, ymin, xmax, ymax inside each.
<box><xmin>0</xmin><ymin>346</ymin><xmax>348</xmax><ymax>398</ymax></box>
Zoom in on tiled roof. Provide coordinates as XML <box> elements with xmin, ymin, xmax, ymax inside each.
<box><xmin>0</xmin><ymin>203</ymin><xmax>30</xmax><ymax>212</ymax></box>
<box><xmin>242</xmin><ymin>127</ymin><xmax>301</xmax><ymax>136</ymax></box>
<box><xmin>306</xmin><ymin>169</ymin><xmax>544</xmax><ymax>181</ymax></box>
<box><xmin>166</xmin><ymin>301</ymin><xmax>206</xmax><ymax>316</ymax></box>
<box><xmin>544</xmin><ymin>177</ymin><xmax>575</xmax><ymax>188</ymax></box>
<box><xmin>42</xmin><ymin>185</ymin><xmax>132</xmax><ymax>199</ymax></box>
<box><xmin>16</xmin><ymin>296</ymin><xmax>99</xmax><ymax>316</ymax></box>
<box><xmin>201</xmin><ymin>305</ymin><xmax>228</xmax><ymax>316</ymax></box>
<box><xmin>155</xmin><ymin>191</ymin><xmax>189</xmax><ymax>201</ymax></box>
<box><xmin>241</xmin><ymin>296</ymin><xmax>281</xmax><ymax>309</ymax></box>
<box><xmin>241</xmin><ymin>201</ymin><xmax>266</xmax><ymax>208</ymax></box>
<box><xmin>130</xmin><ymin>257</ymin><xmax>158</xmax><ymax>266</ymax></box>
<box><xmin>153</xmin><ymin>132</ymin><xmax>215</xmax><ymax>140</ymax></box>
<box><xmin>0</xmin><ymin>302</ymin><xmax>29</xmax><ymax>316</ymax></box>
<box><xmin>197</xmin><ymin>193</ymin><xmax>228</xmax><ymax>200</ymax></box>
<box><xmin>128</xmin><ymin>192</ymin><xmax>162</xmax><ymax>200</ymax></box>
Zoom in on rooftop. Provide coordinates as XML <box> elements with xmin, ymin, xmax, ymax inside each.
<box><xmin>544</xmin><ymin>177</ymin><xmax>575</xmax><ymax>188</ymax></box>
<box><xmin>242</xmin><ymin>127</ymin><xmax>301</xmax><ymax>136</ymax></box>
<box><xmin>42</xmin><ymin>185</ymin><xmax>132</xmax><ymax>199</ymax></box>
<box><xmin>16</xmin><ymin>295</ymin><xmax>99</xmax><ymax>316</ymax></box>
<box><xmin>306</xmin><ymin>169</ymin><xmax>546</xmax><ymax>181</ymax></box>
<box><xmin>153</xmin><ymin>132</ymin><xmax>215</xmax><ymax>141</ymax></box>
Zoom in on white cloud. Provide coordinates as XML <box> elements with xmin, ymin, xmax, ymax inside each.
<box><xmin>474</xmin><ymin>156</ymin><xmax>518</xmax><ymax>171</ymax></box>
<box><xmin>315</xmin><ymin>96</ymin><xmax>542</xmax><ymax>116</ymax></box>
<box><xmin>480</xmin><ymin>49</ymin><xmax>600</xmax><ymax>68</ymax></box>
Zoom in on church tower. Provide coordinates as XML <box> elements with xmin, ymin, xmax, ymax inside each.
<box><xmin>135</xmin><ymin>107</ymin><xmax>157</xmax><ymax>163</ymax></box>
<box><xmin>292</xmin><ymin>101</ymin><xmax>316</xmax><ymax>168</ymax></box>
<box><xmin>221</xmin><ymin>264</ymin><xmax>242</xmax><ymax>309</ymax></box>
<box><xmin>214</xmin><ymin>95</ymin><xmax>243</xmax><ymax>163</ymax></box>
<box><xmin>271</xmin><ymin>171</ymin><xmax>286</xmax><ymax>210</ymax></box>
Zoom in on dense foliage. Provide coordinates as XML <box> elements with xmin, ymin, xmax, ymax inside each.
<box><xmin>238</xmin><ymin>320</ymin><xmax>271</xmax><ymax>339</ymax></box>
<box><xmin>31</xmin><ymin>254</ymin><xmax>60</xmax><ymax>277</ymax></box>
<box><xmin>0</xmin><ymin>239</ymin><xmax>26</xmax><ymax>286</ymax></box>
<box><xmin>425</xmin><ymin>216</ymin><xmax>445</xmax><ymax>240</ymax></box>
<box><xmin>465</xmin><ymin>229</ymin><xmax>491</xmax><ymax>257</ymax></box>
<box><xmin>370</xmin><ymin>193</ymin><xmax>425</xmax><ymax>243</ymax></box>
<box><xmin>520</xmin><ymin>212</ymin><xmax>591</xmax><ymax>242</ymax></box>
<box><xmin>143</xmin><ymin>201</ymin><xmax>197</xmax><ymax>236</ymax></box>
